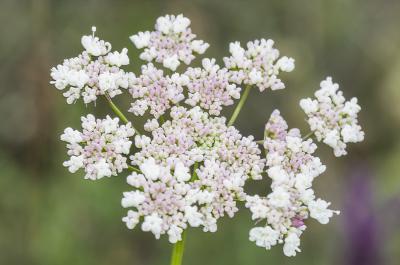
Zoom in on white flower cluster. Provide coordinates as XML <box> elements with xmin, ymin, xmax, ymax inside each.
<box><xmin>50</xmin><ymin>27</ymin><xmax>134</xmax><ymax>104</ymax></box>
<box><xmin>128</xmin><ymin>63</ymin><xmax>187</xmax><ymax>118</ymax></box>
<box><xmin>184</xmin><ymin>58</ymin><xmax>241</xmax><ymax>115</ymax></box>
<box><xmin>246</xmin><ymin>110</ymin><xmax>339</xmax><ymax>256</ymax></box>
<box><xmin>52</xmin><ymin>14</ymin><xmax>365</xmax><ymax>258</ymax></box>
<box><xmin>122</xmin><ymin>158</ymin><xmax>223</xmax><ymax>243</ymax></box>
<box><xmin>300</xmin><ymin>77</ymin><xmax>365</xmax><ymax>156</ymax></box>
<box><xmin>223</xmin><ymin>39</ymin><xmax>295</xmax><ymax>91</ymax></box>
<box><xmin>130</xmin><ymin>14</ymin><xmax>209</xmax><ymax>71</ymax></box>
<box><xmin>122</xmin><ymin>106</ymin><xmax>264</xmax><ymax>240</ymax></box>
<box><xmin>122</xmin><ymin>158</ymin><xmax>195</xmax><ymax>243</ymax></box>
<box><xmin>60</xmin><ymin>114</ymin><xmax>135</xmax><ymax>180</ymax></box>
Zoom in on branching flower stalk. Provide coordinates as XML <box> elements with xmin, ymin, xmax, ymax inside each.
<box><xmin>302</xmin><ymin>131</ymin><xmax>314</xmax><ymax>140</ymax></box>
<box><xmin>228</xmin><ymin>84</ymin><xmax>252</xmax><ymax>126</ymax></box>
<box><xmin>50</xmin><ymin>14</ymin><xmax>364</xmax><ymax>265</ymax></box>
<box><xmin>104</xmin><ymin>94</ymin><xmax>140</xmax><ymax>135</ymax></box>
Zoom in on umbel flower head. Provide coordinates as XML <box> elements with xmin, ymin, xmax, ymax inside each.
<box><xmin>50</xmin><ymin>27</ymin><xmax>134</xmax><ymax>104</ymax></box>
<box><xmin>131</xmin><ymin>106</ymin><xmax>264</xmax><ymax>179</ymax></box>
<box><xmin>246</xmin><ymin>110</ymin><xmax>339</xmax><ymax>256</ymax></box>
<box><xmin>122</xmin><ymin>106</ymin><xmax>264</xmax><ymax>241</ymax></box>
<box><xmin>60</xmin><ymin>114</ymin><xmax>135</xmax><ymax>180</ymax></box>
<box><xmin>50</xmin><ymin>13</ymin><xmax>365</xmax><ymax>260</ymax></box>
<box><xmin>130</xmin><ymin>14</ymin><xmax>209</xmax><ymax>71</ymax></box>
<box><xmin>184</xmin><ymin>58</ymin><xmax>241</xmax><ymax>115</ymax></box>
<box><xmin>300</xmin><ymin>77</ymin><xmax>365</xmax><ymax>156</ymax></box>
<box><xmin>223</xmin><ymin>39</ymin><xmax>295</xmax><ymax>91</ymax></box>
<box><xmin>128</xmin><ymin>63</ymin><xmax>187</xmax><ymax>118</ymax></box>
<box><xmin>122</xmin><ymin>158</ymin><xmax>218</xmax><ymax>243</ymax></box>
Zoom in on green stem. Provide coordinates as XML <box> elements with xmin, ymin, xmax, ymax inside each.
<box><xmin>228</xmin><ymin>85</ymin><xmax>252</xmax><ymax>126</ymax></box>
<box><xmin>170</xmin><ymin>230</ymin><xmax>186</xmax><ymax>265</ymax></box>
<box><xmin>104</xmin><ymin>94</ymin><xmax>140</xmax><ymax>135</ymax></box>
<box><xmin>127</xmin><ymin>165</ymin><xmax>141</xmax><ymax>173</ymax></box>
<box><xmin>190</xmin><ymin>162</ymin><xmax>199</xmax><ymax>181</ymax></box>
<box><xmin>159</xmin><ymin>115</ymin><xmax>165</xmax><ymax>125</ymax></box>
<box><xmin>302</xmin><ymin>131</ymin><xmax>314</xmax><ymax>140</ymax></box>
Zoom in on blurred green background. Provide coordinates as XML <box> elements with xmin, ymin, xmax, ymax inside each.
<box><xmin>1</xmin><ymin>0</ymin><xmax>400</xmax><ymax>264</ymax></box>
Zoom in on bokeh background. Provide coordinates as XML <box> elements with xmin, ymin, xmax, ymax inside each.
<box><xmin>1</xmin><ymin>0</ymin><xmax>400</xmax><ymax>264</ymax></box>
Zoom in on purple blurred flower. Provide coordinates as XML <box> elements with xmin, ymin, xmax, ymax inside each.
<box><xmin>344</xmin><ymin>165</ymin><xmax>382</xmax><ymax>265</ymax></box>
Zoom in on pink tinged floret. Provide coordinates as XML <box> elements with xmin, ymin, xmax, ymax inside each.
<box><xmin>128</xmin><ymin>63</ymin><xmax>185</xmax><ymax>118</ymax></box>
<box><xmin>291</xmin><ymin>217</ymin><xmax>305</xmax><ymax>228</ymax></box>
